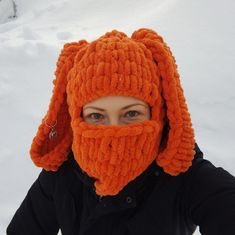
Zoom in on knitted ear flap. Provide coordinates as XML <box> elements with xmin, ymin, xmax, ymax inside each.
<box><xmin>132</xmin><ymin>28</ymin><xmax>195</xmax><ymax>176</ymax></box>
<box><xmin>30</xmin><ymin>40</ymin><xmax>88</xmax><ymax>171</ymax></box>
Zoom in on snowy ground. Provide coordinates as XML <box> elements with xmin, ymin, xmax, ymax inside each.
<box><xmin>0</xmin><ymin>0</ymin><xmax>234</xmax><ymax>234</ymax></box>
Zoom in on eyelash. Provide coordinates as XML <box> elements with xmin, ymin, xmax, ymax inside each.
<box><xmin>87</xmin><ymin>110</ymin><xmax>141</xmax><ymax>121</ymax></box>
<box><xmin>89</xmin><ymin>113</ymin><xmax>103</xmax><ymax>120</ymax></box>
<box><xmin>125</xmin><ymin>111</ymin><xmax>140</xmax><ymax>118</ymax></box>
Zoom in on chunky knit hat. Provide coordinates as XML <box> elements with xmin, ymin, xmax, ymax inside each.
<box><xmin>30</xmin><ymin>28</ymin><xmax>195</xmax><ymax>178</ymax></box>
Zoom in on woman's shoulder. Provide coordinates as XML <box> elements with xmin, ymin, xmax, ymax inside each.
<box><xmin>185</xmin><ymin>144</ymin><xmax>234</xmax><ymax>183</ymax></box>
<box><xmin>182</xmin><ymin>144</ymin><xmax>235</xmax><ymax>214</ymax></box>
<box><xmin>182</xmin><ymin>145</ymin><xmax>235</xmax><ymax>233</ymax></box>
<box><xmin>37</xmin><ymin>152</ymin><xmax>81</xmax><ymax>198</ymax></box>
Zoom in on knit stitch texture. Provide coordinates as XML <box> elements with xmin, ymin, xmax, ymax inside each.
<box><xmin>30</xmin><ymin>28</ymin><xmax>195</xmax><ymax>195</ymax></box>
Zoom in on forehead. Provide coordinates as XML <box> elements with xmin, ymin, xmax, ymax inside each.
<box><xmin>83</xmin><ymin>95</ymin><xmax>148</xmax><ymax>108</ymax></box>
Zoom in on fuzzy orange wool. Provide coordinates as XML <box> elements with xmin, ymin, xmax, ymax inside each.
<box><xmin>30</xmin><ymin>28</ymin><xmax>195</xmax><ymax>196</ymax></box>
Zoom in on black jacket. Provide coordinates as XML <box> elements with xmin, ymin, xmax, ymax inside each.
<box><xmin>7</xmin><ymin>144</ymin><xmax>235</xmax><ymax>235</ymax></box>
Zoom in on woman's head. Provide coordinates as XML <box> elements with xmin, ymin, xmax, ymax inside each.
<box><xmin>30</xmin><ymin>28</ymin><xmax>195</xmax><ymax>187</ymax></box>
<box><xmin>82</xmin><ymin>95</ymin><xmax>151</xmax><ymax>126</ymax></box>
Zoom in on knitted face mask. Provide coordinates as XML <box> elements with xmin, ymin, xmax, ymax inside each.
<box><xmin>30</xmin><ymin>28</ymin><xmax>195</xmax><ymax>196</ymax></box>
<box><xmin>72</xmin><ymin>119</ymin><xmax>162</xmax><ymax>195</ymax></box>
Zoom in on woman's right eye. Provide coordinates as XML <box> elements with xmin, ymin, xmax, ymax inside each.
<box><xmin>89</xmin><ymin>113</ymin><xmax>104</xmax><ymax>120</ymax></box>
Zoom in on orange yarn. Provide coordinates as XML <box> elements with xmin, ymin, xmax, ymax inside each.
<box><xmin>30</xmin><ymin>28</ymin><xmax>195</xmax><ymax>195</ymax></box>
<box><xmin>30</xmin><ymin>41</ymin><xmax>88</xmax><ymax>171</ymax></box>
<box><xmin>73</xmin><ymin>120</ymin><xmax>162</xmax><ymax>195</ymax></box>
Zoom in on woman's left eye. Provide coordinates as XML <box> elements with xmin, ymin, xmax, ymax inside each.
<box><xmin>125</xmin><ymin>110</ymin><xmax>140</xmax><ymax>118</ymax></box>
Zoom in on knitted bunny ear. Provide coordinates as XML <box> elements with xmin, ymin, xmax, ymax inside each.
<box><xmin>30</xmin><ymin>40</ymin><xmax>88</xmax><ymax>171</ymax></box>
<box><xmin>132</xmin><ymin>28</ymin><xmax>195</xmax><ymax>176</ymax></box>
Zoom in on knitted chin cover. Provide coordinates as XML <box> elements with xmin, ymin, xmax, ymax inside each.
<box><xmin>30</xmin><ymin>28</ymin><xmax>195</xmax><ymax>196</ymax></box>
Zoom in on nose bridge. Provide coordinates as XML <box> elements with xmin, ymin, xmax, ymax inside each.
<box><xmin>108</xmin><ymin>115</ymin><xmax>120</xmax><ymax>125</ymax></box>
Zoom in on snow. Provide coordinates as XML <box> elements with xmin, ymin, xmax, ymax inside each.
<box><xmin>0</xmin><ymin>0</ymin><xmax>234</xmax><ymax>234</ymax></box>
<box><xmin>0</xmin><ymin>0</ymin><xmax>16</xmax><ymax>24</ymax></box>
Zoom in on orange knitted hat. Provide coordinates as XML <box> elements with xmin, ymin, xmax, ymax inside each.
<box><xmin>30</xmin><ymin>28</ymin><xmax>195</xmax><ymax>195</ymax></box>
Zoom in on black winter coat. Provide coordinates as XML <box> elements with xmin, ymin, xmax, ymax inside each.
<box><xmin>7</xmin><ymin>144</ymin><xmax>235</xmax><ymax>235</ymax></box>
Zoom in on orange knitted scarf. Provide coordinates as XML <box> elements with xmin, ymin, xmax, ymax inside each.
<box><xmin>30</xmin><ymin>28</ymin><xmax>195</xmax><ymax>196</ymax></box>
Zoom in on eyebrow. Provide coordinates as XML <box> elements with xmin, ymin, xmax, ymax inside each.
<box><xmin>83</xmin><ymin>103</ymin><xmax>147</xmax><ymax>111</ymax></box>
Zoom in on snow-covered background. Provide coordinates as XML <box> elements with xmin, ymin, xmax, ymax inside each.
<box><xmin>0</xmin><ymin>0</ymin><xmax>234</xmax><ymax>234</ymax></box>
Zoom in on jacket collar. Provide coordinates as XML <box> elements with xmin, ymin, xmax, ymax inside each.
<box><xmin>67</xmin><ymin>143</ymin><xmax>202</xmax><ymax>218</ymax></box>
<box><xmin>68</xmin><ymin>151</ymin><xmax>162</xmax><ymax>204</ymax></box>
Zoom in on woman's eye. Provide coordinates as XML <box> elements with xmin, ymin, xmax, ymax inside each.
<box><xmin>89</xmin><ymin>113</ymin><xmax>104</xmax><ymax>120</ymax></box>
<box><xmin>125</xmin><ymin>110</ymin><xmax>140</xmax><ymax>118</ymax></box>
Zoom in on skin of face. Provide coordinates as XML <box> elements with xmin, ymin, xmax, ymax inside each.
<box><xmin>82</xmin><ymin>96</ymin><xmax>151</xmax><ymax>126</ymax></box>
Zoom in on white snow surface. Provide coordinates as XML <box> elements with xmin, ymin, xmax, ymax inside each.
<box><xmin>0</xmin><ymin>0</ymin><xmax>235</xmax><ymax>234</ymax></box>
<box><xmin>0</xmin><ymin>0</ymin><xmax>15</xmax><ymax>23</ymax></box>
